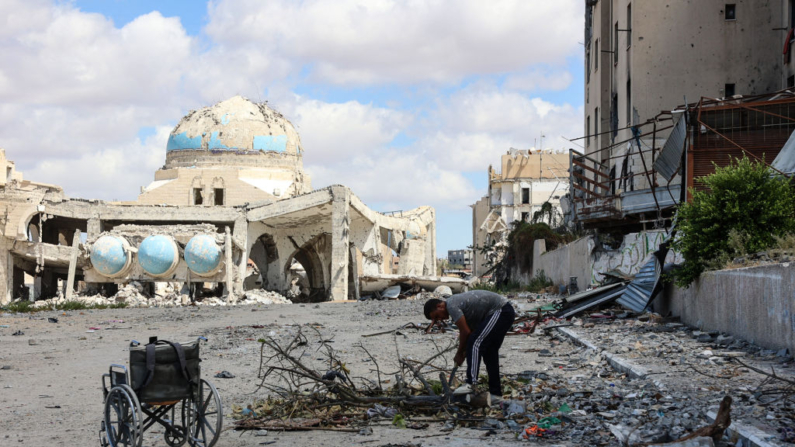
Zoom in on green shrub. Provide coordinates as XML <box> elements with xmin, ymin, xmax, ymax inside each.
<box><xmin>2</xmin><ymin>300</ymin><xmax>128</xmax><ymax>313</ymax></box>
<box><xmin>5</xmin><ymin>300</ymin><xmax>35</xmax><ymax>313</ymax></box>
<box><xmin>672</xmin><ymin>157</ymin><xmax>795</xmax><ymax>286</ymax></box>
<box><xmin>527</xmin><ymin>270</ymin><xmax>554</xmax><ymax>293</ymax></box>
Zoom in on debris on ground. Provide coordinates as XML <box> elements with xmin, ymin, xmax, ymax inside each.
<box><xmin>9</xmin><ymin>284</ymin><xmax>292</xmax><ymax>310</ymax></box>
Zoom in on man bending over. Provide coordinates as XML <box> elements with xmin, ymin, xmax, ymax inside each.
<box><xmin>424</xmin><ymin>290</ymin><xmax>515</xmax><ymax>403</ymax></box>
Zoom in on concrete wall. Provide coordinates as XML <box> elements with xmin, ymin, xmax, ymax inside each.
<box><xmin>655</xmin><ymin>263</ymin><xmax>795</xmax><ymax>354</ymax></box>
<box><xmin>520</xmin><ymin>230</ymin><xmax>677</xmax><ymax>292</ymax></box>
<box><xmin>518</xmin><ymin>236</ymin><xmax>593</xmax><ymax>292</ymax></box>
<box><xmin>137</xmin><ymin>167</ymin><xmax>294</xmax><ymax>206</ymax></box>
<box><xmin>471</xmin><ymin>196</ymin><xmax>490</xmax><ymax>277</ymax></box>
<box><xmin>499</xmin><ymin>151</ymin><xmax>569</xmax><ymax>180</ymax></box>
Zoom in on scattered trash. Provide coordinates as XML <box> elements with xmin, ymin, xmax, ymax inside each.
<box><xmin>779</xmin><ymin>427</ymin><xmax>795</xmax><ymax>443</ymax></box>
<box><xmin>501</xmin><ymin>400</ymin><xmax>525</xmax><ymax>416</ymax></box>
<box><xmin>12</xmin><ymin>330</ymin><xmax>23</xmax><ymax>336</ymax></box>
<box><xmin>523</xmin><ymin>425</ymin><xmax>547</xmax><ymax>438</ymax></box>
<box><xmin>47</xmin><ymin>317</ymin><xmax>58</xmax><ymax>323</ymax></box>
<box><xmin>537</xmin><ymin>417</ymin><xmax>562</xmax><ymax>429</ymax></box>
<box><xmin>381</xmin><ymin>286</ymin><xmax>401</xmax><ymax>299</ymax></box>
<box><xmin>0</xmin><ymin>325</ymin><xmax>9</xmax><ymax>328</ymax></box>
<box><xmin>215</xmin><ymin>371</ymin><xmax>236</xmax><ymax>379</ymax></box>
<box><xmin>366</xmin><ymin>404</ymin><xmax>398</xmax><ymax>419</ymax></box>
<box><xmin>88</xmin><ymin>327</ymin><xmax>101</xmax><ymax>330</ymax></box>
<box><xmin>321</xmin><ymin>370</ymin><xmax>346</xmax><ymax>382</ymax></box>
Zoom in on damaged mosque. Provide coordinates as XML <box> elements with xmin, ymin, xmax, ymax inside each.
<box><xmin>0</xmin><ymin>96</ymin><xmax>454</xmax><ymax>305</ymax></box>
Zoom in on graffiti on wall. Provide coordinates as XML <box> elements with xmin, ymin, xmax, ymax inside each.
<box><xmin>590</xmin><ymin>230</ymin><xmax>682</xmax><ymax>285</ymax></box>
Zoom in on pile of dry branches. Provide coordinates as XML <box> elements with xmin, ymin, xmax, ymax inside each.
<box><xmin>233</xmin><ymin>325</ymin><xmax>490</xmax><ymax>432</ymax></box>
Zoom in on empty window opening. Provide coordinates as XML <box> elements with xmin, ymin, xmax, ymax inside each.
<box><xmin>521</xmin><ymin>212</ymin><xmax>529</xmax><ymax>222</ymax></box>
<box><xmin>6</xmin><ymin>167</ymin><xmax>12</xmax><ymax>183</ymax></box>
<box><xmin>788</xmin><ymin>76</ymin><xmax>795</xmax><ymax>88</ymax></box>
<box><xmin>214</xmin><ymin>188</ymin><xmax>224</xmax><ymax>206</ymax></box>
<box><xmin>586</xmin><ymin>43</ymin><xmax>591</xmax><ymax>83</ymax></box>
<box><xmin>595</xmin><ymin>39</ymin><xmax>599</xmax><ymax>71</ymax></box>
<box><xmin>193</xmin><ymin>188</ymin><xmax>203</xmax><ymax>205</ymax></box>
<box><xmin>725</xmin><ymin>83</ymin><xmax>736</xmax><ymax>97</ymax></box>
<box><xmin>614</xmin><ymin>22</ymin><xmax>619</xmax><ymax>64</ymax></box>
<box><xmin>521</xmin><ymin>188</ymin><xmax>530</xmax><ymax>204</ymax></box>
<box><xmin>790</xmin><ymin>0</ymin><xmax>795</xmax><ymax>28</ymax></box>
<box><xmin>626</xmin><ymin>79</ymin><xmax>632</xmax><ymax>125</ymax></box>
<box><xmin>587</xmin><ymin>115</ymin><xmax>591</xmax><ymax>146</ymax></box>
<box><xmin>594</xmin><ymin>107</ymin><xmax>599</xmax><ymax>145</ymax></box>
<box><xmin>725</xmin><ymin>4</ymin><xmax>736</xmax><ymax>20</ymax></box>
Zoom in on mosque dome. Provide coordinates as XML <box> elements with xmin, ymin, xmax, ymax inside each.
<box><xmin>164</xmin><ymin>96</ymin><xmax>304</xmax><ymax>169</ymax></box>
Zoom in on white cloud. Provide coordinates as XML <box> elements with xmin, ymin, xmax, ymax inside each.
<box><xmin>419</xmin><ymin>84</ymin><xmax>583</xmax><ymax>172</ymax></box>
<box><xmin>306</xmin><ymin>151</ymin><xmax>480</xmax><ymax>212</ymax></box>
<box><xmin>294</xmin><ymin>99</ymin><xmax>409</xmax><ymax>164</ymax></box>
<box><xmin>0</xmin><ymin>0</ymin><xmax>584</xmax><ymax>222</ymax></box>
<box><xmin>205</xmin><ymin>0</ymin><xmax>583</xmax><ymax>85</ymax></box>
<box><xmin>505</xmin><ymin>68</ymin><xmax>574</xmax><ymax>92</ymax></box>
<box><xmin>25</xmin><ymin>126</ymin><xmax>170</xmax><ymax>201</ymax></box>
<box><xmin>0</xmin><ymin>0</ymin><xmax>195</xmax><ymax>183</ymax></box>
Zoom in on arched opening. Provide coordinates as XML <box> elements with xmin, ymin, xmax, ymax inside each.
<box><xmin>246</xmin><ymin>233</ymin><xmax>278</xmax><ymax>291</ymax></box>
<box><xmin>284</xmin><ymin>236</ymin><xmax>327</xmax><ymax>303</ymax></box>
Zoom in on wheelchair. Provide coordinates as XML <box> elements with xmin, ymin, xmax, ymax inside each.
<box><xmin>100</xmin><ymin>337</ymin><xmax>222</xmax><ymax>447</ymax></box>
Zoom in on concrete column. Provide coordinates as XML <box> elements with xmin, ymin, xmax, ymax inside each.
<box><xmin>329</xmin><ymin>186</ymin><xmax>350</xmax><ymax>301</ymax></box>
<box><xmin>0</xmin><ymin>239</ymin><xmax>11</xmax><ymax>305</ymax></box>
<box><xmin>349</xmin><ymin>244</ymin><xmax>360</xmax><ymax>300</ymax></box>
<box><xmin>65</xmin><ymin>230</ymin><xmax>80</xmax><ymax>300</ymax></box>
<box><xmin>233</xmin><ymin>216</ymin><xmax>247</xmax><ymax>296</ymax></box>
<box><xmin>224</xmin><ymin>226</ymin><xmax>234</xmax><ymax>302</ymax></box>
<box><xmin>87</xmin><ymin>218</ymin><xmax>102</xmax><ymax>240</ymax></box>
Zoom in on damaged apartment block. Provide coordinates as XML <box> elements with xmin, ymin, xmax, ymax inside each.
<box><xmin>0</xmin><ymin>96</ymin><xmax>447</xmax><ymax>305</ymax></box>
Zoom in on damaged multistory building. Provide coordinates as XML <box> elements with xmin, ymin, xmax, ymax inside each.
<box><xmin>471</xmin><ymin>149</ymin><xmax>570</xmax><ymax>277</ymax></box>
<box><xmin>575</xmin><ymin>0</ymin><xmax>785</xmax><ymax>230</ymax></box>
<box><xmin>0</xmin><ymin>96</ymin><xmax>444</xmax><ymax>305</ymax></box>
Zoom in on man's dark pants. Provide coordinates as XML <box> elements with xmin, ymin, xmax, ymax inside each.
<box><xmin>465</xmin><ymin>303</ymin><xmax>515</xmax><ymax>395</ymax></box>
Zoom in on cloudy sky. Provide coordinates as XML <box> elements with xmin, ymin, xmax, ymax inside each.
<box><xmin>0</xmin><ymin>0</ymin><xmax>584</xmax><ymax>256</ymax></box>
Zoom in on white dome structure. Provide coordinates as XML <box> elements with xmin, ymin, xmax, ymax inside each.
<box><xmin>138</xmin><ymin>96</ymin><xmax>311</xmax><ymax>206</ymax></box>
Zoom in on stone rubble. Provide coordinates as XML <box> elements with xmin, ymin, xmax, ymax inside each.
<box><xmin>17</xmin><ymin>282</ymin><xmax>292</xmax><ymax>309</ymax></box>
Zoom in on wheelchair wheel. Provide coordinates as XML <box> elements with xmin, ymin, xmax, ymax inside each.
<box><xmin>103</xmin><ymin>385</ymin><xmax>143</xmax><ymax>447</ymax></box>
<box><xmin>184</xmin><ymin>379</ymin><xmax>223</xmax><ymax>447</ymax></box>
<box><xmin>164</xmin><ymin>424</ymin><xmax>187</xmax><ymax>447</ymax></box>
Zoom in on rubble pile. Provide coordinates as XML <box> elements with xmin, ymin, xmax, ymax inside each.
<box><xmin>18</xmin><ymin>283</ymin><xmax>292</xmax><ymax>309</ymax></box>
<box><xmin>565</xmin><ymin>310</ymin><xmax>795</xmax><ymax>436</ymax></box>
<box><xmin>239</xmin><ymin>289</ymin><xmax>292</xmax><ymax>305</ymax></box>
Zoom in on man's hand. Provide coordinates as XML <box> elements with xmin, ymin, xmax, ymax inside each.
<box><xmin>454</xmin><ymin>351</ymin><xmax>465</xmax><ymax>367</ymax></box>
<box><xmin>424</xmin><ymin>319</ymin><xmax>436</xmax><ymax>334</ymax></box>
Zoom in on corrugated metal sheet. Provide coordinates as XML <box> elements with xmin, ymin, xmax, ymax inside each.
<box><xmin>653</xmin><ymin>112</ymin><xmax>686</xmax><ymax>181</ymax></box>
<box><xmin>555</xmin><ymin>284</ymin><xmax>628</xmax><ymax>318</ymax></box>
<box><xmin>564</xmin><ymin>282</ymin><xmax>624</xmax><ymax>303</ymax></box>
<box><xmin>616</xmin><ymin>255</ymin><xmax>661</xmax><ymax>312</ymax></box>
<box><xmin>771</xmin><ymin>130</ymin><xmax>795</xmax><ymax>175</ymax></box>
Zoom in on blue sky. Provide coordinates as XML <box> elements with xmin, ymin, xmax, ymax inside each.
<box><xmin>1</xmin><ymin>0</ymin><xmax>584</xmax><ymax>257</ymax></box>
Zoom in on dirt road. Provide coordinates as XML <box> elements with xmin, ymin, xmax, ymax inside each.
<box><xmin>0</xmin><ymin>299</ymin><xmax>551</xmax><ymax>446</ymax></box>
